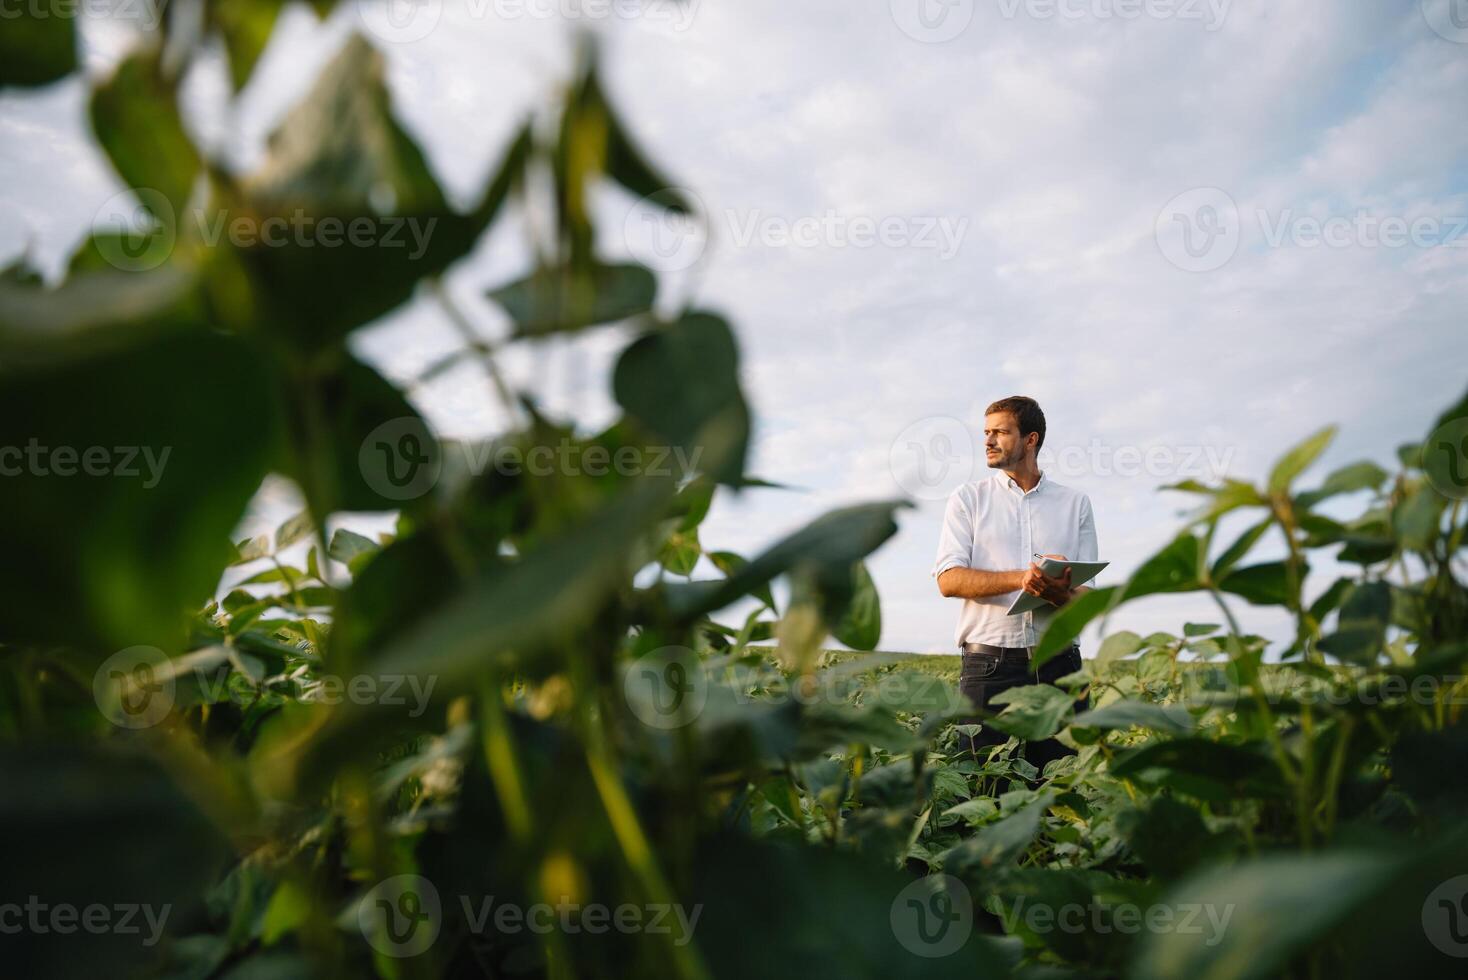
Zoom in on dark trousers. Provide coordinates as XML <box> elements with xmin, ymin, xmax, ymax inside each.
<box><xmin>957</xmin><ymin>645</ymin><xmax>1086</xmax><ymax>773</ymax></box>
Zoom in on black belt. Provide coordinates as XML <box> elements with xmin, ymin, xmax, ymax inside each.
<box><xmin>959</xmin><ymin>642</ymin><xmax>1076</xmax><ymax>664</ymax></box>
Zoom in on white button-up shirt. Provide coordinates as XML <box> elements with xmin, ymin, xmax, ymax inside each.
<box><xmin>932</xmin><ymin>470</ymin><xmax>1098</xmax><ymax>649</ymax></box>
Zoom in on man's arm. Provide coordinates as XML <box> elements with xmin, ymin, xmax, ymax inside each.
<box><xmin>936</xmin><ymin>566</ymin><xmax>1026</xmax><ymax>599</ymax></box>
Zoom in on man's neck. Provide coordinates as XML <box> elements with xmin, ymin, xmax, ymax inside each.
<box><xmin>1002</xmin><ymin>463</ymin><xmax>1043</xmax><ymax>492</ymax></box>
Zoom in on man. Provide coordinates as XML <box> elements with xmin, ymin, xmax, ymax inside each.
<box><xmin>932</xmin><ymin>395</ymin><xmax>1098</xmax><ymax>771</ymax></box>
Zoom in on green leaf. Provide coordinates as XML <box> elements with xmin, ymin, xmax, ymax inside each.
<box><xmin>0</xmin><ymin>746</ymin><xmax>229</xmax><ymax>978</ymax></box>
<box><xmin>327</xmin><ymin>528</ymin><xmax>379</xmax><ymax>572</ymax></box>
<box><xmin>90</xmin><ymin>47</ymin><xmax>202</xmax><ymax>217</ymax></box>
<box><xmin>574</xmin><ymin>66</ymin><xmax>691</xmax><ymax>216</ymax></box>
<box><xmin>665</xmin><ymin>501</ymin><xmax>908</xmax><ymax>619</ymax></box>
<box><xmin>1131</xmin><ymin>851</ymin><xmax>1406</xmax><ymax>980</ymax></box>
<box><xmin>1183</xmin><ymin>622</ymin><xmax>1220</xmax><ymax>636</ymax></box>
<box><xmin>706</xmin><ymin>550</ymin><xmax>775</xmax><ymax>610</ymax></box>
<box><xmin>304</xmin><ymin>478</ymin><xmax>678</xmax><ymax>775</ymax></box>
<box><xmin>280</xmin><ymin>353</ymin><xmax>434</xmax><ymax>515</ymax></box>
<box><xmin>1217</xmin><ymin>561</ymin><xmax>1294</xmax><ymax>607</ymax></box>
<box><xmin>1307</xmin><ymin>576</ymin><xmax>1353</xmax><ymax>624</ymax></box>
<box><xmin>489</xmin><ymin>261</ymin><xmax>656</xmax><ymax>338</ymax></box>
<box><xmin>1071</xmin><ymin>699</ymin><xmax>1195</xmax><ymax>735</ymax></box>
<box><xmin>0</xmin><ymin>327</ymin><xmax>277</xmax><ymax>649</ymax></box>
<box><xmin>1318</xmin><ymin>580</ymin><xmax>1390</xmax><ymax>665</ymax></box>
<box><xmin>233</xmin><ymin>535</ymin><xmax>271</xmax><ymax>565</ymax></box>
<box><xmin>0</xmin><ymin>6</ymin><xmax>76</xmax><ymax>88</ymax></box>
<box><xmin>1267</xmin><ymin>425</ymin><xmax>1336</xmax><ymax>495</ymax></box>
<box><xmin>1210</xmin><ymin>517</ymin><xmax>1270</xmax><ymax>580</ymax></box>
<box><xmin>658</xmin><ymin>525</ymin><xmax>700</xmax><ymax>576</ymax></box>
<box><xmin>212</xmin><ymin>0</ymin><xmax>285</xmax><ymax>92</ymax></box>
<box><xmin>274</xmin><ymin>511</ymin><xmax>314</xmax><ymax>551</ymax></box>
<box><xmin>673</xmin><ymin>477</ymin><xmax>715</xmax><ymax>532</ymax></box>
<box><xmin>1124</xmin><ymin>533</ymin><xmax>1204</xmax><ymax>599</ymax></box>
<box><xmin>1392</xmin><ymin>481</ymin><xmax>1445</xmax><ymax>551</ymax></box>
<box><xmin>1295</xmin><ymin>459</ymin><xmax>1389</xmax><ymax>508</ymax></box>
<box><xmin>1095</xmin><ymin>629</ymin><xmax>1143</xmax><ymax>665</ymax></box>
<box><xmin>1109</xmin><ymin>738</ymin><xmax>1286</xmax><ymax>801</ymax></box>
<box><xmin>1114</xmin><ymin>796</ymin><xmax>1220</xmax><ymax>881</ymax></box>
<box><xmin>943</xmin><ymin>791</ymin><xmax>1055</xmax><ymax>874</ymax></box>
<box><xmin>986</xmin><ymin>684</ymin><xmax>1076</xmax><ymax>741</ymax></box>
<box><xmin>831</xmin><ymin>560</ymin><xmax>881</xmax><ymax>651</ymax></box>
<box><xmin>614</xmin><ymin>311</ymin><xmax>749</xmax><ymax>485</ymax></box>
<box><xmin>1034</xmin><ymin>586</ymin><xmax>1119</xmax><ymax>666</ymax></box>
<box><xmin>230</xmin><ymin>35</ymin><xmax>517</xmax><ymax>351</ymax></box>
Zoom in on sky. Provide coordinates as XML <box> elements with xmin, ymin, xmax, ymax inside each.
<box><xmin>2</xmin><ymin>1</ymin><xmax>1467</xmax><ymax>653</ymax></box>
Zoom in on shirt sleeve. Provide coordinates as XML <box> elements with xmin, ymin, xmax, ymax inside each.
<box><xmin>1077</xmin><ymin>494</ymin><xmax>1099</xmax><ymax>563</ymax></box>
<box><xmin>932</xmin><ymin>489</ymin><xmax>973</xmax><ymax>579</ymax></box>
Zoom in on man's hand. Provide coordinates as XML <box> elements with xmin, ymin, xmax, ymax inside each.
<box><xmin>1021</xmin><ymin>553</ymin><xmax>1073</xmax><ymax>607</ymax></box>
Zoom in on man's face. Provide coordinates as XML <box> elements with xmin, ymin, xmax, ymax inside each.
<box><xmin>983</xmin><ymin>412</ymin><xmax>1032</xmax><ymax>469</ymax></box>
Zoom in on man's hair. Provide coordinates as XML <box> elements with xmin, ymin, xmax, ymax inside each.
<box><xmin>985</xmin><ymin>395</ymin><xmax>1046</xmax><ymax>452</ymax></box>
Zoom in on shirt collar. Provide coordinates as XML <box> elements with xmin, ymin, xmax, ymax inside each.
<box><xmin>996</xmin><ymin>469</ymin><xmax>1046</xmax><ymax>495</ymax></box>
